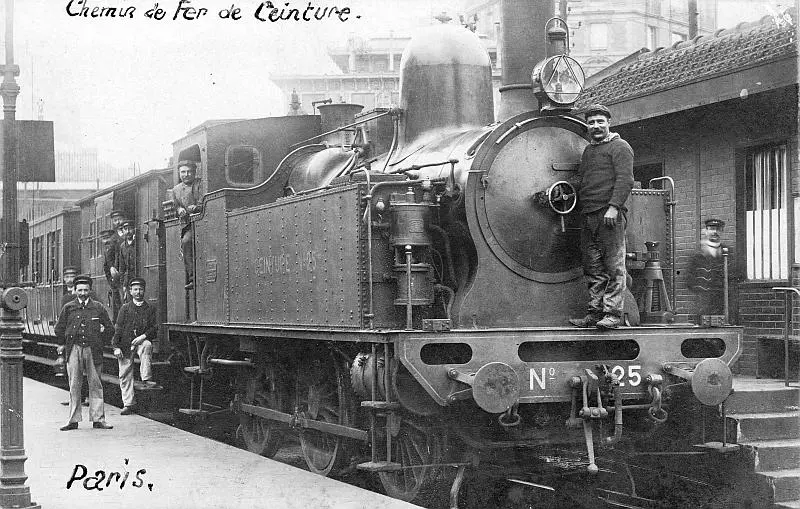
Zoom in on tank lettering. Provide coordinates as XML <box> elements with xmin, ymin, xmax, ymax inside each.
<box><xmin>255</xmin><ymin>250</ymin><xmax>317</xmax><ymax>277</ymax></box>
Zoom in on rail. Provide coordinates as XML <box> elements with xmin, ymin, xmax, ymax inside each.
<box><xmin>772</xmin><ymin>286</ymin><xmax>800</xmax><ymax>387</ymax></box>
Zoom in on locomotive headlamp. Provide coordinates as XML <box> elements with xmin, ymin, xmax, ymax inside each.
<box><xmin>531</xmin><ymin>55</ymin><xmax>585</xmax><ymax>108</ymax></box>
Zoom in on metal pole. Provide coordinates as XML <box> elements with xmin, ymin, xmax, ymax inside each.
<box><xmin>0</xmin><ymin>0</ymin><xmax>39</xmax><ymax>506</ymax></box>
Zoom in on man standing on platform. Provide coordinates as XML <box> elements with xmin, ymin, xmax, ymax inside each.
<box><xmin>568</xmin><ymin>104</ymin><xmax>635</xmax><ymax>330</ymax></box>
<box><xmin>112</xmin><ymin>277</ymin><xmax>159</xmax><ymax>415</ymax></box>
<box><xmin>55</xmin><ymin>275</ymin><xmax>114</xmax><ymax>430</ymax></box>
<box><xmin>168</xmin><ymin>160</ymin><xmax>202</xmax><ymax>289</ymax></box>
<box><xmin>58</xmin><ymin>266</ymin><xmax>79</xmax><ymax>312</ymax></box>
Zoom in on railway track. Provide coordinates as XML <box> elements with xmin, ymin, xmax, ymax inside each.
<box><xmin>23</xmin><ymin>361</ymin><xmax>757</xmax><ymax>509</ymax></box>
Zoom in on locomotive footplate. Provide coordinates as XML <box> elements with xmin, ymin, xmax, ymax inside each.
<box><xmin>393</xmin><ymin>325</ymin><xmax>742</xmax><ymax>411</ymax></box>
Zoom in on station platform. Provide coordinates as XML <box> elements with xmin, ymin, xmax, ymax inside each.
<box><xmin>20</xmin><ymin>377</ymin><xmax>421</xmax><ymax>509</ymax></box>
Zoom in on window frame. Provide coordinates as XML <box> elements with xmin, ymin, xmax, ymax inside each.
<box><xmin>741</xmin><ymin>142</ymin><xmax>791</xmax><ymax>282</ymax></box>
<box><xmin>224</xmin><ymin>144</ymin><xmax>263</xmax><ymax>187</ymax></box>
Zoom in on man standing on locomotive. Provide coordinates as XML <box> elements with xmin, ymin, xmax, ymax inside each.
<box><xmin>100</xmin><ymin>228</ymin><xmax>122</xmax><ymax>319</ymax></box>
<box><xmin>113</xmin><ymin>277</ymin><xmax>159</xmax><ymax>415</ymax></box>
<box><xmin>167</xmin><ymin>160</ymin><xmax>202</xmax><ymax>290</ymax></box>
<box><xmin>55</xmin><ymin>275</ymin><xmax>115</xmax><ymax>430</ymax></box>
<box><xmin>117</xmin><ymin>220</ymin><xmax>138</xmax><ymax>301</ymax></box>
<box><xmin>569</xmin><ymin>104</ymin><xmax>634</xmax><ymax>330</ymax></box>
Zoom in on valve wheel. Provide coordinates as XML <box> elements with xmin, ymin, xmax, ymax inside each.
<box><xmin>546</xmin><ymin>181</ymin><xmax>577</xmax><ymax>215</ymax></box>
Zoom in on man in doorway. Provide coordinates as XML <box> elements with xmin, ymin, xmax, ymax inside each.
<box><xmin>687</xmin><ymin>218</ymin><xmax>727</xmax><ymax>316</ymax></box>
<box><xmin>100</xmin><ymin>228</ymin><xmax>122</xmax><ymax>318</ymax></box>
<box><xmin>55</xmin><ymin>275</ymin><xmax>114</xmax><ymax>430</ymax></box>
<box><xmin>112</xmin><ymin>277</ymin><xmax>159</xmax><ymax>415</ymax></box>
<box><xmin>167</xmin><ymin>160</ymin><xmax>202</xmax><ymax>289</ymax></box>
<box><xmin>117</xmin><ymin>220</ymin><xmax>138</xmax><ymax>301</ymax></box>
<box><xmin>569</xmin><ymin>104</ymin><xmax>635</xmax><ymax>330</ymax></box>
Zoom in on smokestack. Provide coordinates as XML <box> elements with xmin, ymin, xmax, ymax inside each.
<box><xmin>497</xmin><ymin>0</ymin><xmax>555</xmax><ymax>121</ymax></box>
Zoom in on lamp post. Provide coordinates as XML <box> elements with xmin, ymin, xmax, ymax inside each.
<box><xmin>0</xmin><ymin>0</ymin><xmax>39</xmax><ymax>507</ymax></box>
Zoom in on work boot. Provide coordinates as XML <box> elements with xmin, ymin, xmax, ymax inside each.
<box><xmin>120</xmin><ymin>406</ymin><xmax>137</xmax><ymax>415</ymax></box>
<box><xmin>596</xmin><ymin>314</ymin><xmax>622</xmax><ymax>330</ymax></box>
<box><xmin>569</xmin><ymin>313</ymin><xmax>602</xmax><ymax>328</ymax></box>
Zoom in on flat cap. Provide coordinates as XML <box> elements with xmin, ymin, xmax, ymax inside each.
<box><xmin>73</xmin><ymin>275</ymin><xmax>93</xmax><ymax>287</ymax></box>
<box><xmin>121</xmin><ymin>220</ymin><xmax>135</xmax><ymax>228</ymax></box>
<box><xmin>110</xmin><ymin>209</ymin><xmax>126</xmax><ymax>218</ymax></box>
<box><xmin>584</xmin><ymin>104</ymin><xmax>612</xmax><ymax>120</ymax></box>
<box><xmin>99</xmin><ymin>228</ymin><xmax>116</xmax><ymax>237</ymax></box>
<box><xmin>177</xmin><ymin>160</ymin><xmax>197</xmax><ymax>171</ymax></box>
<box><xmin>704</xmin><ymin>218</ymin><xmax>725</xmax><ymax>229</ymax></box>
<box><xmin>128</xmin><ymin>277</ymin><xmax>146</xmax><ymax>288</ymax></box>
<box><xmin>62</xmin><ymin>266</ymin><xmax>79</xmax><ymax>276</ymax></box>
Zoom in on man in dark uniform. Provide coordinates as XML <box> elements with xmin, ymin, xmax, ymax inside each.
<box><xmin>113</xmin><ymin>277</ymin><xmax>159</xmax><ymax>415</ymax></box>
<box><xmin>100</xmin><ymin>228</ymin><xmax>122</xmax><ymax>319</ymax></box>
<box><xmin>117</xmin><ymin>220</ymin><xmax>138</xmax><ymax>301</ymax></box>
<box><xmin>569</xmin><ymin>104</ymin><xmax>635</xmax><ymax>330</ymax></box>
<box><xmin>687</xmin><ymin>219</ymin><xmax>727</xmax><ymax>316</ymax></box>
<box><xmin>59</xmin><ymin>266</ymin><xmax>79</xmax><ymax>311</ymax></box>
<box><xmin>55</xmin><ymin>275</ymin><xmax>114</xmax><ymax>430</ymax></box>
<box><xmin>167</xmin><ymin>160</ymin><xmax>202</xmax><ymax>289</ymax></box>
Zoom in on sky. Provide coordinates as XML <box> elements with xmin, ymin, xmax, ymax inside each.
<box><xmin>0</xmin><ymin>0</ymin><xmax>790</xmax><ymax>171</ymax></box>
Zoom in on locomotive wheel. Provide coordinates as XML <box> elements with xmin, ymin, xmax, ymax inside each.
<box><xmin>239</xmin><ymin>364</ymin><xmax>286</xmax><ymax>458</ymax></box>
<box><xmin>378</xmin><ymin>418</ymin><xmax>442</xmax><ymax>502</ymax></box>
<box><xmin>297</xmin><ymin>359</ymin><xmax>353</xmax><ymax>476</ymax></box>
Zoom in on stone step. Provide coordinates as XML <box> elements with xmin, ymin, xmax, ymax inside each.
<box><xmin>759</xmin><ymin>469</ymin><xmax>800</xmax><ymax>503</ymax></box>
<box><xmin>730</xmin><ymin>412</ymin><xmax>800</xmax><ymax>441</ymax></box>
<box><xmin>739</xmin><ymin>438</ymin><xmax>800</xmax><ymax>473</ymax></box>
<box><xmin>726</xmin><ymin>386</ymin><xmax>800</xmax><ymax>414</ymax></box>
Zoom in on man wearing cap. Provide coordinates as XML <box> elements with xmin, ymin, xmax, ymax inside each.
<box><xmin>59</xmin><ymin>266</ymin><xmax>80</xmax><ymax>311</ymax></box>
<box><xmin>100</xmin><ymin>228</ymin><xmax>123</xmax><ymax>319</ymax></box>
<box><xmin>117</xmin><ymin>220</ymin><xmax>138</xmax><ymax>299</ymax></box>
<box><xmin>688</xmin><ymin>219</ymin><xmax>727</xmax><ymax>316</ymax></box>
<box><xmin>55</xmin><ymin>275</ymin><xmax>114</xmax><ymax>430</ymax></box>
<box><xmin>112</xmin><ymin>277</ymin><xmax>159</xmax><ymax>415</ymax></box>
<box><xmin>167</xmin><ymin>160</ymin><xmax>202</xmax><ymax>289</ymax></box>
<box><xmin>569</xmin><ymin>104</ymin><xmax>635</xmax><ymax>330</ymax></box>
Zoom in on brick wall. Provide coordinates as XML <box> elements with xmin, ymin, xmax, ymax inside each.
<box><xmin>620</xmin><ymin>100</ymin><xmax>798</xmax><ymax>376</ymax></box>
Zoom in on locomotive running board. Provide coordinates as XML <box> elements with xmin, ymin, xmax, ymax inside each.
<box><xmin>238</xmin><ymin>403</ymin><xmax>369</xmax><ymax>442</ymax></box>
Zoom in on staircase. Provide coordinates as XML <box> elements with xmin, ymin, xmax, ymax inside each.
<box><xmin>726</xmin><ymin>377</ymin><xmax>800</xmax><ymax>508</ymax></box>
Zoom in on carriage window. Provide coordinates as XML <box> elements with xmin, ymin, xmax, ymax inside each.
<box><xmin>32</xmin><ymin>237</ymin><xmax>43</xmax><ymax>283</ymax></box>
<box><xmin>89</xmin><ymin>220</ymin><xmax>97</xmax><ymax>260</ymax></box>
<box><xmin>225</xmin><ymin>145</ymin><xmax>262</xmax><ymax>186</ymax></box>
<box><xmin>47</xmin><ymin>230</ymin><xmax>60</xmax><ymax>282</ymax></box>
<box><xmin>745</xmin><ymin>143</ymin><xmax>789</xmax><ymax>280</ymax></box>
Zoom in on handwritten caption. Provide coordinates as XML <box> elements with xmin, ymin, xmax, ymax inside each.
<box><xmin>65</xmin><ymin>0</ymin><xmax>360</xmax><ymax>23</ymax></box>
<box><xmin>66</xmin><ymin>458</ymin><xmax>153</xmax><ymax>492</ymax></box>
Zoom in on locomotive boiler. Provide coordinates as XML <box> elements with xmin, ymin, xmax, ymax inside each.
<box><xmin>157</xmin><ymin>5</ymin><xmax>742</xmax><ymax>506</ymax></box>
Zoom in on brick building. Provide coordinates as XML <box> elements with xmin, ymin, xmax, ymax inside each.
<box><xmin>578</xmin><ymin>9</ymin><xmax>798</xmax><ymax>375</ymax></box>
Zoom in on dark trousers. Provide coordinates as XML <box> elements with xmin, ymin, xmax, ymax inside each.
<box><xmin>581</xmin><ymin>209</ymin><xmax>627</xmax><ymax>317</ymax></box>
<box><xmin>181</xmin><ymin>224</ymin><xmax>194</xmax><ymax>284</ymax></box>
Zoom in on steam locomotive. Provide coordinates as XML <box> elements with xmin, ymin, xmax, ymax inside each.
<box><xmin>22</xmin><ymin>7</ymin><xmax>742</xmax><ymax>508</ymax></box>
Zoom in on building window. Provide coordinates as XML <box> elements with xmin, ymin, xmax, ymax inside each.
<box><xmin>225</xmin><ymin>145</ymin><xmax>262</xmax><ymax>187</ymax></box>
<box><xmin>351</xmin><ymin>93</ymin><xmax>376</xmax><ymax>111</ymax></box>
<box><xmin>590</xmin><ymin>24</ymin><xmax>608</xmax><ymax>50</ymax></box>
<box><xmin>745</xmin><ymin>143</ymin><xmax>789</xmax><ymax>280</ymax></box>
<box><xmin>648</xmin><ymin>26</ymin><xmax>658</xmax><ymax>49</ymax></box>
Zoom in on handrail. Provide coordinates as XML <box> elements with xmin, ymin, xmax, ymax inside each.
<box><xmin>772</xmin><ymin>286</ymin><xmax>799</xmax><ymax>387</ymax></box>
